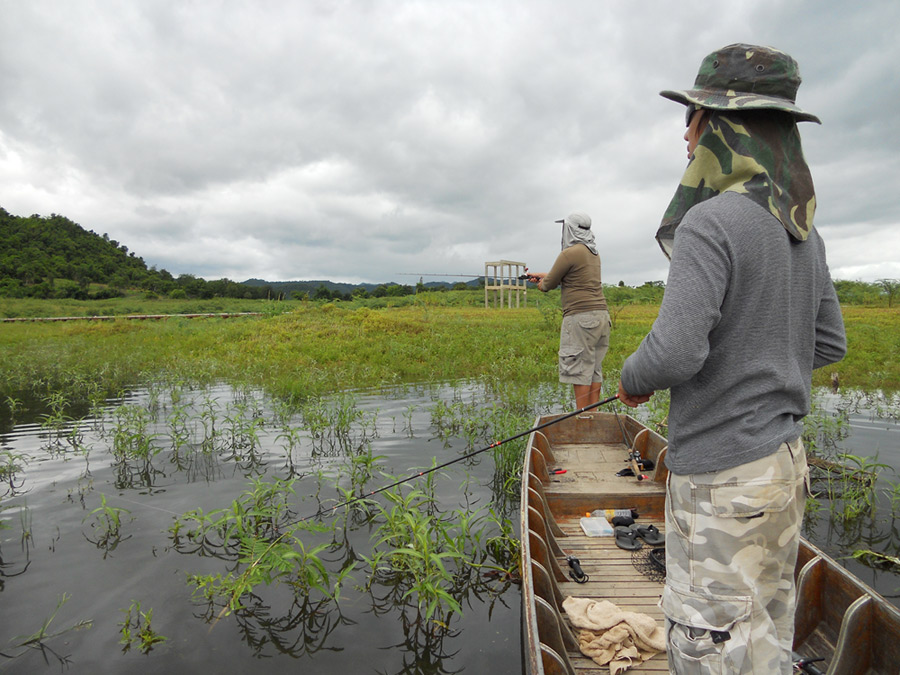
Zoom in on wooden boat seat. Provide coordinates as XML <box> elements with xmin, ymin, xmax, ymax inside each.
<box><xmin>650</xmin><ymin>446</ymin><xmax>668</xmax><ymax>483</ymax></box>
<box><xmin>531</xmin><ymin>414</ymin><xmax>669</xmax><ymax>520</ymax></box>
<box><xmin>828</xmin><ymin>595</ymin><xmax>875</xmax><ymax>675</ymax></box>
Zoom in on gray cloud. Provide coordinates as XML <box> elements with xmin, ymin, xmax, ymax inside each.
<box><xmin>2</xmin><ymin>0</ymin><xmax>898</xmax><ymax>286</ymax></box>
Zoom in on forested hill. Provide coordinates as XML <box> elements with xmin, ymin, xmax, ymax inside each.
<box><xmin>0</xmin><ymin>207</ymin><xmax>469</xmax><ymax>301</ymax></box>
<box><xmin>0</xmin><ymin>207</ymin><xmax>279</xmax><ymax>300</ymax></box>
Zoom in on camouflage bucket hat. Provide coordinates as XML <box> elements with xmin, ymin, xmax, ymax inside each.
<box><xmin>660</xmin><ymin>43</ymin><xmax>821</xmax><ymax>124</ymax></box>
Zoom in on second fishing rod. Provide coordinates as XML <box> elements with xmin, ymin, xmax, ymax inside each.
<box><xmin>299</xmin><ymin>393</ymin><xmax>621</xmax><ymax>523</ymax></box>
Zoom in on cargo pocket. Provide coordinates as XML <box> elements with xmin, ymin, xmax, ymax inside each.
<box><xmin>575</xmin><ymin>315</ymin><xmax>602</xmax><ymax>330</ymax></box>
<box><xmin>708</xmin><ymin>479</ymin><xmax>794</xmax><ymax>519</ymax></box>
<box><xmin>558</xmin><ymin>346</ymin><xmax>583</xmax><ymax>377</ymax></box>
<box><xmin>661</xmin><ymin>584</ymin><xmax>752</xmax><ymax>674</ymax></box>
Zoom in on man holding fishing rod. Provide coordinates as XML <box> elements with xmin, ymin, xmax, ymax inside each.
<box><xmin>616</xmin><ymin>44</ymin><xmax>846</xmax><ymax>673</ymax></box>
<box><xmin>526</xmin><ymin>212</ymin><xmax>611</xmax><ymax>409</ymax></box>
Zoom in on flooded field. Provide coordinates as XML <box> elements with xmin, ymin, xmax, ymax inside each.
<box><xmin>1</xmin><ymin>381</ymin><xmax>898</xmax><ymax>673</ymax></box>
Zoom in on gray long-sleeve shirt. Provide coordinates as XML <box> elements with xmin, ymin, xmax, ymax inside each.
<box><xmin>621</xmin><ymin>193</ymin><xmax>846</xmax><ymax>474</ymax></box>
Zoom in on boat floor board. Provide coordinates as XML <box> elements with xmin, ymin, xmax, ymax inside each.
<box><xmin>550</xmin><ymin>515</ymin><xmax>668</xmax><ymax>672</ymax></box>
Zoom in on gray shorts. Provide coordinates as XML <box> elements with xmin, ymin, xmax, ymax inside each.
<box><xmin>558</xmin><ymin>310</ymin><xmax>611</xmax><ymax>385</ymax></box>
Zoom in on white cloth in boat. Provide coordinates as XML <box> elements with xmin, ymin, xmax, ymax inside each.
<box><xmin>563</xmin><ymin>596</ymin><xmax>666</xmax><ymax>674</ymax></box>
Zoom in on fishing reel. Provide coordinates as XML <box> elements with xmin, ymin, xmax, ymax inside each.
<box><xmin>566</xmin><ymin>555</ymin><xmax>589</xmax><ymax>584</ymax></box>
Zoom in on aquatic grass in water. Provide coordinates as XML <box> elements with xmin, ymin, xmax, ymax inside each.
<box><xmin>119</xmin><ymin>600</ymin><xmax>167</xmax><ymax>654</ymax></box>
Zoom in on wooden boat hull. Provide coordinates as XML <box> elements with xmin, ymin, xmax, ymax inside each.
<box><xmin>520</xmin><ymin>410</ymin><xmax>900</xmax><ymax>674</ymax></box>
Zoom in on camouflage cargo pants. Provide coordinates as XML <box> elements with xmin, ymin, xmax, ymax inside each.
<box><xmin>662</xmin><ymin>438</ymin><xmax>808</xmax><ymax>674</ymax></box>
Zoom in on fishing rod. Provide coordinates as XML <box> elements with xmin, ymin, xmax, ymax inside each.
<box><xmin>397</xmin><ymin>273</ymin><xmax>483</xmax><ymax>278</ymax></box>
<box><xmin>299</xmin><ymin>394</ymin><xmax>621</xmax><ymax>523</ymax></box>
<box><xmin>613</xmin><ymin>408</ymin><xmax>646</xmax><ymax>481</ymax></box>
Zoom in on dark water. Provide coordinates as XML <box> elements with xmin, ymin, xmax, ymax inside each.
<box><xmin>0</xmin><ymin>382</ymin><xmax>527</xmax><ymax>674</ymax></box>
<box><xmin>801</xmin><ymin>390</ymin><xmax>900</xmax><ymax>602</ymax></box>
<box><xmin>1</xmin><ymin>384</ymin><xmax>898</xmax><ymax>674</ymax></box>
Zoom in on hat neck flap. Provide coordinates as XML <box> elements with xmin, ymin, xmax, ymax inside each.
<box><xmin>656</xmin><ymin>111</ymin><xmax>816</xmax><ymax>258</ymax></box>
<box><xmin>562</xmin><ymin>221</ymin><xmax>598</xmax><ymax>255</ymax></box>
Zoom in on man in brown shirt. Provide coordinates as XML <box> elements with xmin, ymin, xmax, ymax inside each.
<box><xmin>528</xmin><ymin>212</ymin><xmax>611</xmax><ymax>408</ymax></box>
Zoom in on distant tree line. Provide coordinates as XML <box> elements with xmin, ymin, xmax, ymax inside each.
<box><xmin>2</xmin><ymin>207</ymin><xmax>895</xmax><ymax>306</ymax></box>
<box><xmin>833</xmin><ymin>278</ymin><xmax>900</xmax><ymax>307</ymax></box>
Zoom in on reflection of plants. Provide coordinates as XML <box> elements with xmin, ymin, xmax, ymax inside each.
<box><xmin>83</xmin><ymin>494</ymin><xmax>132</xmax><ymax>552</ymax></box>
<box><xmin>402</xmin><ymin>404</ymin><xmax>417</xmax><ymax>437</ymax></box>
<box><xmin>224</xmin><ymin>400</ymin><xmax>264</xmax><ymax>452</ymax></box>
<box><xmin>300</xmin><ymin>393</ymin><xmax>370</xmax><ymax>453</ymax></box>
<box><xmin>167</xmin><ymin>401</ymin><xmax>192</xmax><ymax>452</ymax></box>
<box><xmin>172</xmin><ymin>477</ymin><xmax>353</xmax><ymax>615</ymax></box>
<box><xmin>119</xmin><ymin>600</ymin><xmax>167</xmax><ymax>654</ymax></box>
<box><xmin>0</xmin><ymin>504</ymin><xmax>33</xmax><ymax>583</ymax></box>
<box><xmin>2</xmin><ymin>593</ymin><xmax>92</xmax><ymax>665</ymax></box>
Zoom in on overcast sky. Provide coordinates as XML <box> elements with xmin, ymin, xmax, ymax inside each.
<box><xmin>2</xmin><ymin>1</ymin><xmax>898</xmax><ymax>286</ymax></box>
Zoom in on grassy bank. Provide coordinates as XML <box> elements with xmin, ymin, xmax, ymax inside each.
<box><xmin>1</xmin><ymin>303</ymin><xmax>895</xmax><ymax>419</ymax></box>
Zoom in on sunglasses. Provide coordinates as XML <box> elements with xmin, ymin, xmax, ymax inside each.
<box><xmin>685</xmin><ymin>104</ymin><xmax>698</xmax><ymax>127</ymax></box>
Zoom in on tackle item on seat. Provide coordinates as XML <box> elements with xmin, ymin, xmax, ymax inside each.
<box><xmin>610</xmin><ymin>515</ymin><xmax>635</xmax><ymax>528</ymax></box>
<box><xmin>580</xmin><ymin>516</ymin><xmax>614</xmax><ymax>537</ymax></box>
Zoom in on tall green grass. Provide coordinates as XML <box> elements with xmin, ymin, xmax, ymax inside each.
<box><xmin>2</xmin><ymin>304</ymin><xmax>895</xmax><ymax>420</ymax></box>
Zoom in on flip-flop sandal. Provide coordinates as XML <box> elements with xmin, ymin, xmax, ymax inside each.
<box><xmin>635</xmin><ymin>524</ymin><xmax>665</xmax><ymax>545</ymax></box>
<box><xmin>614</xmin><ymin>525</ymin><xmax>643</xmax><ymax>551</ymax></box>
<box><xmin>649</xmin><ymin>547</ymin><xmax>666</xmax><ymax>573</ymax></box>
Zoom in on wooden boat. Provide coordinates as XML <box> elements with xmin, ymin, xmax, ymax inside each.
<box><xmin>520</xmin><ymin>409</ymin><xmax>900</xmax><ymax>674</ymax></box>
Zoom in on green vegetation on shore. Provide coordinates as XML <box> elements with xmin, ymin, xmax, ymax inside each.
<box><xmin>2</xmin><ymin>301</ymin><xmax>896</xmax><ymax>424</ymax></box>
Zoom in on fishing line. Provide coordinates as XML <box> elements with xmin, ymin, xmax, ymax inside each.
<box><xmin>108</xmin><ymin>494</ymin><xmax>183</xmax><ymax>517</ymax></box>
<box><xmin>613</xmin><ymin>406</ymin><xmax>634</xmax><ymax>448</ymax></box>
<box><xmin>297</xmin><ymin>393</ymin><xmax>620</xmax><ymax>523</ymax></box>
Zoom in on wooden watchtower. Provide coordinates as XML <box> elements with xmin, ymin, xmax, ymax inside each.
<box><xmin>484</xmin><ymin>260</ymin><xmax>527</xmax><ymax>308</ymax></box>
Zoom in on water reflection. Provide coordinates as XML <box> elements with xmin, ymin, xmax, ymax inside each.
<box><xmin>198</xmin><ymin>593</ymin><xmax>354</xmax><ymax>659</ymax></box>
<box><xmin>801</xmin><ymin>388</ymin><xmax>900</xmax><ymax>590</ymax></box>
<box><xmin>1</xmin><ymin>380</ymin><xmax>897</xmax><ymax>673</ymax></box>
